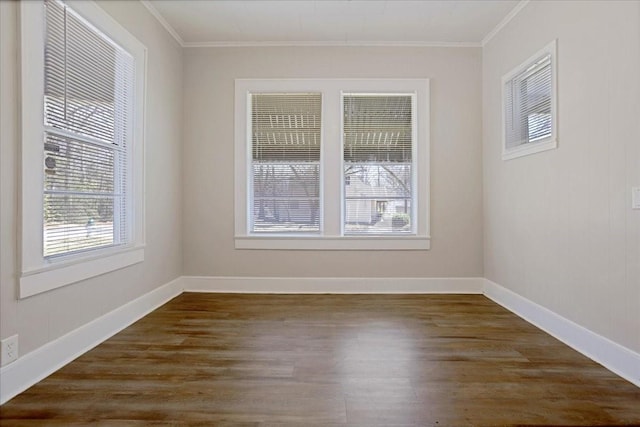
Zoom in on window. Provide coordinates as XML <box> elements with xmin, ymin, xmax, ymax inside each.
<box><xmin>502</xmin><ymin>40</ymin><xmax>557</xmax><ymax>160</ymax></box>
<box><xmin>235</xmin><ymin>79</ymin><xmax>430</xmax><ymax>250</ymax></box>
<box><xmin>43</xmin><ymin>0</ymin><xmax>133</xmax><ymax>257</ymax></box>
<box><xmin>343</xmin><ymin>94</ymin><xmax>415</xmax><ymax>235</ymax></box>
<box><xmin>20</xmin><ymin>0</ymin><xmax>146</xmax><ymax>298</ymax></box>
<box><xmin>251</xmin><ymin>93</ymin><xmax>321</xmax><ymax>233</ymax></box>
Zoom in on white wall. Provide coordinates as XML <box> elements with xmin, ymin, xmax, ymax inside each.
<box><xmin>483</xmin><ymin>1</ymin><xmax>640</xmax><ymax>353</ymax></box>
<box><xmin>0</xmin><ymin>1</ymin><xmax>183</xmax><ymax>357</ymax></box>
<box><xmin>182</xmin><ymin>46</ymin><xmax>484</xmax><ymax>279</ymax></box>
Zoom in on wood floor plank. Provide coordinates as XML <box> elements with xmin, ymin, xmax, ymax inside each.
<box><xmin>1</xmin><ymin>293</ymin><xmax>639</xmax><ymax>426</ymax></box>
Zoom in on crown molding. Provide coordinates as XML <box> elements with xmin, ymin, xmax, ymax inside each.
<box><xmin>482</xmin><ymin>0</ymin><xmax>530</xmax><ymax>47</ymax></box>
<box><xmin>183</xmin><ymin>40</ymin><xmax>481</xmax><ymax>48</ymax></box>
<box><xmin>140</xmin><ymin>0</ymin><xmax>185</xmax><ymax>47</ymax></box>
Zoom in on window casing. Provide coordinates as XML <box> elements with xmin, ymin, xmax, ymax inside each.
<box><xmin>20</xmin><ymin>0</ymin><xmax>146</xmax><ymax>298</ymax></box>
<box><xmin>502</xmin><ymin>40</ymin><xmax>557</xmax><ymax>160</ymax></box>
<box><xmin>235</xmin><ymin>79</ymin><xmax>430</xmax><ymax>250</ymax></box>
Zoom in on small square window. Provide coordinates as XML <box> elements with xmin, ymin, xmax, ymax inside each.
<box><xmin>502</xmin><ymin>40</ymin><xmax>557</xmax><ymax>160</ymax></box>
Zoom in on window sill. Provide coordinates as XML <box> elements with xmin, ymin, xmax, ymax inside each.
<box><xmin>19</xmin><ymin>246</ymin><xmax>145</xmax><ymax>298</ymax></box>
<box><xmin>502</xmin><ymin>138</ymin><xmax>557</xmax><ymax>160</ymax></box>
<box><xmin>235</xmin><ymin>236</ymin><xmax>431</xmax><ymax>250</ymax></box>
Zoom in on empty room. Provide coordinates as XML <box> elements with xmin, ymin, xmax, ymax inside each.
<box><xmin>1</xmin><ymin>0</ymin><xmax>639</xmax><ymax>425</ymax></box>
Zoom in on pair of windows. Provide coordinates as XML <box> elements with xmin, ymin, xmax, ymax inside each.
<box><xmin>235</xmin><ymin>79</ymin><xmax>431</xmax><ymax>250</ymax></box>
<box><xmin>20</xmin><ymin>0</ymin><xmax>145</xmax><ymax>297</ymax></box>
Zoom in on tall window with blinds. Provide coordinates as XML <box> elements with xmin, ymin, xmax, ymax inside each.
<box><xmin>502</xmin><ymin>40</ymin><xmax>557</xmax><ymax>160</ymax></box>
<box><xmin>250</xmin><ymin>93</ymin><xmax>322</xmax><ymax>233</ymax></box>
<box><xmin>43</xmin><ymin>0</ymin><xmax>134</xmax><ymax>257</ymax></box>
<box><xmin>343</xmin><ymin>94</ymin><xmax>415</xmax><ymax>235</ymax></box>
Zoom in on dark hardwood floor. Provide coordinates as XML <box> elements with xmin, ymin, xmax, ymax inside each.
<box><xmin>1</xmin><ymin>293</ymin><xmax>639</xmax><ymax>426</ymax></box>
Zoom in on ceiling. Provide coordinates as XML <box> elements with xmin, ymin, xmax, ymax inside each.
<box><xmin>143</xmin><ymin>0</ymin><xmax>524</xmax><ymax>47</ymax></box>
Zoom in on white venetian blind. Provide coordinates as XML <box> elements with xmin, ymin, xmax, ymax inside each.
<box><xmin>343</xmin><ymin>94</ymin><xmax>414</xmax><ymax>235</ymax></box>
<box><xmin>43</xmin><ymin>0</ymin><xmax>134</xmax><ymax>257</ymax></box>
<box><xmin>251</xmin><ymin>93</ymin><xmax>321</xmax><ymax>233</ymax></box>
<box><xmin>504</xmin><ymin>53</ymin><xmax>553</xmax><ymax>149</ymax></box>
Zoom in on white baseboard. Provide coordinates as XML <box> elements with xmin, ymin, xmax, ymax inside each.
<box><xmin>0</xmin><ymin>277</ymin><xmax>184</xmax><ymax>405</ymax></box>
<box><xmin>484</xmin><ymin>279</ymin><xmax>640</xmax><ymax>388</ymax></box>
<box><xmin>183</xmin><ymin>276</ymin><xmax>485</xmax><ymax>294</ymax></box>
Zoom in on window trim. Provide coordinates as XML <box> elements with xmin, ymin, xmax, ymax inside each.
<box><xmin>234</xmin><ymin>79</ymin><xmax>430</xmax><ymax>250</ymax></box>
<box><xmin>501</xmin><ymin>39</ymin><xmax>557</xmax><ymax>161</ymax></box>
<box><xmin>19</xmin><ymin>0</ymin><xmax>147</xmax><ymax>298</ymax></box>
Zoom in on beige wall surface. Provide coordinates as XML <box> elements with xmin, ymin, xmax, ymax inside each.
<box><xmin>483</xmin><ymin>1</ymin><xmax>640</xmax><ymax>353</ymax></box>
<box><xmin>182</xmin><ymin>46</ymin><xmax>483</xmax><ymax>278</ymax></box>
<box><xmin>0</xmin><ymin>1</ymin><xmax>183</xmax><ymax>356</ymax></box>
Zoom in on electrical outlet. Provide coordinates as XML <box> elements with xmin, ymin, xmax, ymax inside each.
<box><xmin>1</xmin><ymin>335</ymin><xmax>19</xmax><ymax>366</ymax></box>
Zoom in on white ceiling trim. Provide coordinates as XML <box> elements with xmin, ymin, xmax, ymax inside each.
<box><xmin>481</xmin><ymin>0</ymin><xmax>530</xmax><ymax>46</ymax></box>
<box><xmin>140</xmin><ymin>0</ymin><xmax>527</xmax><ymax>50</ymax></box>
<box><xmin>183</xmin><ymin>40</ymin><xmax>482</xmax><ymax>48</ymax></box>
<box><xmin>140</xmin><ymin>0</ymin><xmax>185</xmax><ymax>47</ymax></box>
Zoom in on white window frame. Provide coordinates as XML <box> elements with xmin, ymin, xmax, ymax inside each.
<box><xmin>234</xmin><ymin>79</ymin><xmax>430</xmax><ymax>250</ymax></box>
<box><xmin>502</xmin><ymin>40</ymin><xmax>557</xmax><ymax>160</ymax></box>
<box><xmin>19</xmin><ymin>0</ymin><xmax>146</xmax><ymax>298</ymax></box>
